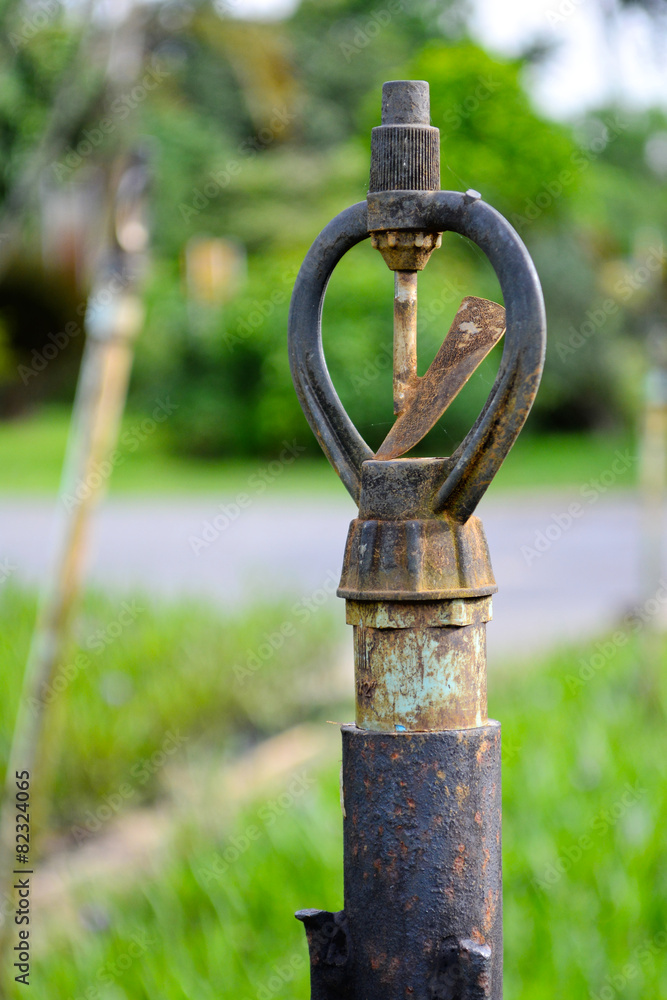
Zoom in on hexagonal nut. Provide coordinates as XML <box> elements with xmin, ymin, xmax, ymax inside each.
<box><xmin>370</xmin><ymin>230</ymin><xmax>442</xmax><ymax>271</ymax></box>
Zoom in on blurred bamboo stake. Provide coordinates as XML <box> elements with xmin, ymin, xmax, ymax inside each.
<box><xmin>638</xmin><ymin>335</ymin><xmax>667</xmax><ymax>695</ymax></box>
<box><xmin>0</xmin><ymin>155</ymin><xmax>149</xmax><ymax>986</ymax></box>
<box><xmin>639</xmin><ymin>371</ymin><xmax>667</xmax><ymax>605</ymax></box>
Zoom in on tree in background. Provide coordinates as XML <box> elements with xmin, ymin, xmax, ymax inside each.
<box><xmin>0</xmin><ymin>0</ymin><xmax>665</xmax><ymax>456</ymax></box>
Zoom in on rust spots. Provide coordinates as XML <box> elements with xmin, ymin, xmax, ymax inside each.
<box><xmin>394</xmin><ymin>805</ymin><xmax>403</xmax><ymax>816</ymax></box>
<box><xmin>407</xmin><ymin>798</ymin><xmax>416</xmax><ymax>810</ymax></box>
<box><xmin>399</xmin><ymin>840</ymin><xmax>408</xmax><ymax>855</ymax></box>
<box><xmin>483</xmin><ymin>889</ymin><xmax>497</xmax><ymax>934</ymax></box>
<box><xmin>474</xmin><ymin>810</ymin><xmax>482</xmax><ymax>826</ymax></box>
<box><xmin>470</xmin><ymin>927</ymin><xmax>484</xmax><ymax>945</ymax></box>
<box><xmin>373</xmin><ymin>858</ymin><xmax>383</xmax><ymax>873</ymax></box>
<box><xmin>444</xmin><ymin>885</ymin><xmax>455</xmax><ymax>901</ymax></box>
<box><xmin>455</xmin><ymin>784</ymin><xmax>470</xmax><ymax>807</ymax></box>
<box><xmin>453</xmin><ymin>843</ymin><xmax>466</xmax><ymax>877</ymax></box>
<box><xmin>476</xmin><ymin>738</ymin><xmax>490</xmax><ymax>763</ymax></box>
<box><xmin>353</xmin><ymin>618</ymin><xmax>489</xmax><ymax>731</ymax></box>
<box><xmin>481</xmin><ymin>846</ymin><xmax>491</xmax><ymax>875</ymax></box>
<box><xmin>404</xmin><ymin>895</ymin><xmax>419</xmax><ymax>912</ymax></box>
<box><xmin>436</xmin><ymin>770</ymin><xmax>447</xmax><ymax>780</ymax></box>
<box><xmin>374</xmin><ymin>297</ymin><xmax>505</xmax><ymax>461</ymax></box>
<box><xmin>391</xmin><ymin>752</ymin><xmax>400</xmax><ymax>760</ymax></box>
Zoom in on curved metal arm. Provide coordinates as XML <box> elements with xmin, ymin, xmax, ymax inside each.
<box><xmin>288</xmin><ymin>202</ymin><xmax>373</xmax><ymax>504</ymax></box>
<box><xmin>288</xmin><ymin>191</ymin><xmax>546</xmax><ymax>520</ymax></box>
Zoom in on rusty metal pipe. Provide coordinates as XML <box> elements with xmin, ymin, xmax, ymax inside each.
<box><xmin>393</xmin><ymin>270</ymin><xmax>418</xmax><ymax>414</ymax></box>
<box><xmin>342</xmin><ymin>724</ymin><xmax>501</xmax><ymax>999</ymax></box>
<box><xmin>289</xmin><ymin>78</ymin><xmax>545</xmax><ymax>1000</ymax></box>
<box><xmin>349</xmin><ymin>598</ymin><xmax>491</xmax><ymax>731</ymax></box>
<box><xmin>297</xmin><ymin>725</ymin><xmax>502</xmax><ymax>1000</ymax></box>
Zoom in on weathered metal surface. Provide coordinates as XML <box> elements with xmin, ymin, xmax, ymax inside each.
<box><xmin>295</xmin><ymin>908</ymin><xmax>352</xmax><ymax>1000</ymax></box>
<box><xmin>337</xmin><ymin>458</ymin><xmax>496</xmax><ymax>600</ymax></box>
<box><xmin>369</xmin><ymin>81</ymin><xmax>440</xmax><ymax>195</ymax></box>
<box><xmin>338</xmin><ymin>515</ymin><xmax>497</xmax><ymax>600</ymax></box>
<box><xmin>370</xmin><ymin>230</ymin><xmax>442</xmax><ymax>271</ymax></box>
<box><xmin>393</xmin><ymin>270</ymin><xmax>418</xmax><ymax>414</ymax></box>
<box><xmin>288</xmin><ymin>189</ymin><xmax>545</xmax><ymax>521</ymax></box>
<box><xmin>291</xmin><ymin>79</ymin><xmax>544</xmax><ymax>1000</ymax></box>
<box><xmin>380</xmin><ymin>79</ymin><xmax>432</xmax><ymax>128</ymax></box>
<box><xmin>338</xmin><ymin>724</ymin><xmax>502</xmax><ymax>999</ymax></box>
<box><xmin>376</xmin><ymin>296</ymin><xmax>506</xmax><ymax>461</ymax></box>
<box><xmin>354</xmin><ymin>620</ymin><xmax>487</xmax><ymax>730</ymax></box>
<box><xmin>345</xmin><ymin>596</ymin><xmax>492</xmax><ymax>629</ymax></box>
<box><xmin>358</xmin><ymin>456</ymin><xmax>453</xmax><ymax>519</ymax></box>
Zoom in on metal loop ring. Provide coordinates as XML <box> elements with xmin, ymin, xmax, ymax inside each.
<box><xmin>288</xmin><ymin>191</ymin><xmax>546</xmax><ymax>521</ymax></box>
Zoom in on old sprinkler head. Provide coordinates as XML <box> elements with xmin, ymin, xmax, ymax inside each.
<box><xmin>293</xmin><ymin>77</ymin><xmax>546</xmax><ymax>681</ymax></box>
<box><xmin>289</xmin><ymin>77</ymin><xmax>546</xmax><ymax>584</ymax></box>
<box><xmin>288</xmin><ymin>80</ymin><xmax>546</xmax><ymax>1000</ymax></box>
<box><xmin>289</xmin><ymin>79</ymin><xmax>546</xmax><ymax>730</ymax></box>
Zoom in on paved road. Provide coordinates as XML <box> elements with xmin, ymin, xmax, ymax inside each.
<box><xmin>0</xmin><ymin>492</ymin><xmax>656</xmax><ymax>661</ymax></box>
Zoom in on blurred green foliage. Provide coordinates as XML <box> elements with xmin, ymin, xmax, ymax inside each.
<box><xmin>0</xmin><ymin>585</ymin><xmax>342</xmax><ymax>824</ymax></box>
<box><xmin>0</xmin><ymin>0</ymin><xmax>666</xmax><ymax>456</ymax></box>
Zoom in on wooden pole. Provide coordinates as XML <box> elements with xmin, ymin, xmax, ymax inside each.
<box><xmin>0</xmin><ymin>155</ymin><xmax>149</xmax><ymax>984</ymax></box>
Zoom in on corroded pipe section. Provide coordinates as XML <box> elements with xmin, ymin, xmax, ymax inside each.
<box><xmin>347</xmin><ymin>597</ymin><xmax>491</xmax><ymax>731</ymax></box>
<box><xmin>393</xmin><ymin>270</ymin><xmax>418</xmax><ymax>414</ymax></box>
<box><xmin>289</xmin><ymin>76</ymin><xmax>547</xmax><ymax>1000</ymax></box>
<box><xmin>342</xmin><ymin>724</ymin><xmax>501</xmax><ymax>1000</ymax></box>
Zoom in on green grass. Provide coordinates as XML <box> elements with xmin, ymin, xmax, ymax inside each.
<box><xmin>0</xmin><ymin>407</ymin><xmax>637</xmax><ymax>496</ymax></box>
<box><xmin>1</xmin><ymin>589</ymin><xmax>665</xmax><ymax>998</ymax></box>
<box><xmin>0</xmin><ymin>586</ymin><xmax>343</xmax><ymax>824</ymax></box>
